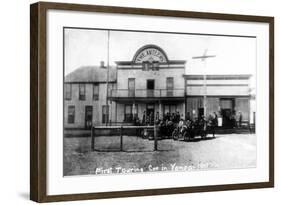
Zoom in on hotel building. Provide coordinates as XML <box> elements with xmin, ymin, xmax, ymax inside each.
<box><xmin>64</xmin><ymin>44</ymin><xmax>253</xmax><ymax>129</ymax></box>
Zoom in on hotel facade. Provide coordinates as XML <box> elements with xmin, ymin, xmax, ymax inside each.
<box><xmin>64</xmin><ymin>45</ymin><xmax>254</xmax><ymax>129</ymax></box>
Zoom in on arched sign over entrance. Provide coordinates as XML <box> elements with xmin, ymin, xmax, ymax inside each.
<box><xmin>132</xmin><ymin>44</ymin><xmax>169</xmax><ymax>63</ymax></box>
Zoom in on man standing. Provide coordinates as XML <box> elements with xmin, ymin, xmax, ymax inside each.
<box><xmin>238</xmin><ymin>112</ymin><xmax>243</xmax><ymax>128</ymax></box>
<box><xmin>155</xmin><ymin>111</ymin><xmax>160</xmax><ymax>122</ymax></box>
<box><xmin>142</xmin><ymin>111</ymin><xmax>146</xmax><ymax>125</ymax></box>
<box><xmin>214</xmin><ymin>112</ymin><xmax>218</xmax><ymax>127</ymax></box>
<box><xmin>176</xmin><ymin>111</ymin><xmax>181</xmax><ymax>123</ymax></box>
<box><xmin>210</xmin><ymin>112</ymin><xmax>218</xmax><ymax>137</ymax></box>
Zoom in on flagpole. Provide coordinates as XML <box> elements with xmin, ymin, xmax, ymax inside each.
<box><xmin>106</xmin><ymin>30</ymin><xmax>110</xmax><ymax>126</ymax></box>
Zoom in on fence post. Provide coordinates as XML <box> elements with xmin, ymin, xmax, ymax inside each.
<box><xmin>91</xmin><ymin>126</ymin><xmax>95</xmax><ymax>151</ymax></box>
<box><xmin>154</xmin><ymin>124</ymin><xmax>158</xmax><ymax>151</ymax></box>
<box><xmin>120</xmin><ymin>126</ymin><xmax>123</xmax><ymax>151</ymax></box>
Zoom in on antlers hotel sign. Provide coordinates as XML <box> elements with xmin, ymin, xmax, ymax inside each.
<box><xmin>133</xmin><ymin>45</ymin><xmax>168</xmax><ymax>63</ymax></box>
<box><xmin>116</xmin><ymin>44</ymin><xmax>185</xmax><ymax>70</ymax></box>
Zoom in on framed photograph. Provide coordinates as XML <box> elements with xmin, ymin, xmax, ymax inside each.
<box><xmin>30</xmin><ymin>1</ymin><xmax>274</xmax><ymax>202</ymax></box>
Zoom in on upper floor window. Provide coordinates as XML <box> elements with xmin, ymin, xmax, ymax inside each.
<box><xmin>93</xmin><ymin>84</ymin><xmax>99</xmax><ymax>100</ymax></box>
<box><xmin>79</xmin><ymin>84</ymin><xmax>86</xmax><ymax>100</ymax></box>
<box><xmin>65</xmin><ymin>84</ymin><xmax>72</xmax><ymax>100</ymax></box>
<box><xmin>166</xmin><ymin>77</ymin><xmax>174</xmax><ymax>97</ymax></box>
<box><xmin>128</xmin><ymin>78</ymin><xmax>135</xmax><ymax>97</ymax></box>
<box><xmin>142</xmin><ymin>62</ymin><xmax>150</xmax><ymax>71</ymax></box>
<box><xmin>152</xmin><ymin>62</ymin><xmax>159</xmax><ymax>70</ymax></box>
<box><xmin>142</xmin><ymin>61</ymin><xmax>159</xmax><ymax>71</ymax></box>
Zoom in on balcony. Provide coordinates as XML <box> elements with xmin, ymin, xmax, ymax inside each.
<box><xmin>110</xmin><ymin>89</ymin><xmax>185</xmax><ymax>100</ymax></box>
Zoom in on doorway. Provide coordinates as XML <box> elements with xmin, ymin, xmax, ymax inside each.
<box><xmin>221</xmin><ymin>109</ymin><xmax>233</xmax><ymax>128</ymax></box>
<box><xmin>147</xmin><ymin>79</ymin><xmax>155</xmax><ymax>97</ymax></box>
<box><xmin>146</xmin><ymin>104</ymin><xmax>155</xmax><ymax>125</ymax></box>
<box><xmin>198</xmin><ymin>108</ymin><xmax>204</xmax><ymax>118</ymax></box>
<box><xmin>220</xmin><ymin>98</ymin><xmax>235</xmax><ymax>128</ymax></box>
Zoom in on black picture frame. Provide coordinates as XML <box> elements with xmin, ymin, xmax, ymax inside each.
<box><xmin>30</xmin><ymin>1</ymin><xmax>274</xmax><ymax>202</ymax></box>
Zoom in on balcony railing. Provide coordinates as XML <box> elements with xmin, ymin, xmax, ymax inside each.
<box><xmin>110</xmin><ymin>89</ymin><xmax>185</xmax><ymax>98</ymax></box>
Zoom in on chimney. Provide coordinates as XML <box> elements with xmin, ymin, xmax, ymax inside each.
<box><xmin>100</xmin><ymin>61</ymin><xmax>105</xmax><ymax>68</ymax></box>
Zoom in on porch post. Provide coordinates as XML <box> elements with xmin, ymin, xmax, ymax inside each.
<box><xmin>159</xmin><ymin>101</ymin><xmax>162</xmax><ymax>120</ymax></box>
<box><xmin>115</xmin><ymin>102</ymin><xmax>117</xmax><ymax>123</ymax></box>
<box><xmin>133</xmin><ymin>102</ymin><xmax>136</xmax><ymax>120</ymax></box>
<box><xmin>184</xmin><ymin>77</ymin><xmax>187</xmax><ymax>120</ymax></box>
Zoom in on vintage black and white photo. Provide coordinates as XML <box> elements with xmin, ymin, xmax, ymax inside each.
<box><xmin>63</xmin><ymin>28</ymin><xmax>256</xmax><ymax>176</ymax></box>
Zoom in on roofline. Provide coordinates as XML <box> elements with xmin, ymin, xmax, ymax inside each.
<box><xmin>115</xmin><ymin>60</ymin><xmax>186</xmax><ymax>65</ymax></box>
<box><xmin>183</xmin><ymin>74</ymin><xmax>252</xmax><ymax>80</ymax></box>
<box><xmin>64</xmin><ymin>81</ymin><xmax>117</xmax><ymax>84</ymax></box>
<box><xmin>186</xmin><ymin>95</ymin><xmax>251</xmax><ymax>98</ymax></box>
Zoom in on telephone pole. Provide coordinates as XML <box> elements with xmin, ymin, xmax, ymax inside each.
<box><xmin>192</xmin><ymin>49</ymin><xmax>216</xmax><ymax>117</ymax></box>
<box><xmin>105</xmin><ymin>30</ymin><xmax>110</xmax><ymax>126</ymax></box>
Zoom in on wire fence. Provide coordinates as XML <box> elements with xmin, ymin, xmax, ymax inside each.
<box><xmin>91</xmin><ymin>125</ymin><xmax>158</xmax><ymax>152</ymax></box>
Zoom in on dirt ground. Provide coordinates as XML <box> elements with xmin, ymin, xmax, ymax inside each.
<box><xmin>63</xmin><ymin>134</ymin><xmax>256</xmax><ymax>176</ymax></box>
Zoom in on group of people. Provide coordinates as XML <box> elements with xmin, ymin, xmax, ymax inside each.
<box><xmin>135</xmin><ymin>111</ymin><xmax>219</xmax><ymax>140</ymax></box>
<box><xmin>135</xmin><ymin>111</ymin><xmax>183</xmax><ymax>126</ymax></box>
<box><xmin>225</xmin><ymin>111</ymin><xmax>243</xmax><ymax>128</ymax></box>
<box><xmin>171</xmin><ymin>113</ymin><xmax>219</xmax><ymax>139</ymax></box>
<box><xmin>133</xmin><ymin>109</ymin><xmax>246</xmax><ymax>140</ymax></box>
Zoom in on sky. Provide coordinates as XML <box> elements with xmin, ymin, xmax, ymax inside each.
<box><xmin>64</xmin><ymin>28</ymin><xmax>256</xmax><ymax>80</ymax></box>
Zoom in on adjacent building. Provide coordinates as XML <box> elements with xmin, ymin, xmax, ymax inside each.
<box><xmin>64</xmin><ymin>44</ymin><xmax>254</xmax><ymax>129</ymax></box>
<box><xmin>184</xmin><ymin>74</ymin><xmax>252</xmax><ymax>127</ymax></box>
<box><xmin>64</xmin><ymin>63</ymin><xmax>117</xmax><ymax>129</ymax></box>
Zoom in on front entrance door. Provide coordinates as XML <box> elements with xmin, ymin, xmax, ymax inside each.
<box><xmin>85</xmin><ymin>106</ymin><xmax>93</xmax><ymax>129</ymax></box>
<box><xmin>220</xmin><ymin>98</ymin><xmax>235</xmax><ymax>128</ymax></box>
<box><xmin>147</xmin><ymin>79</ymin><xmax>155</xmax><ymax>97</ymax></box>
<box><xmin>198</xmin><ymin>108</ymin><xmax>204</xmax><ymax>118</ymax></box>
<box><xmin>221</xmin><ymin>109</ymin><xmax>232</xmax><ymax>128</ymax></box>
<box><xmin>146</xmin><ymin>104</ymin><xmax>155</xmax><ymax>125</ymax></box>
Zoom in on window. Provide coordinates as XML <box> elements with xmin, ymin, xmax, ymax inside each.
<box><xmin>123</xmin><ymin>104</ymin><xmax>138</xmax><ymax>122</ymax></box>
<box><xmin>152</xmin><ymin>61</ymin><xmax>159</xmax><ymax>70</ymax></box>
<box><xmin>124</xmin><ymin>105</ymin><xmax>133</xmax><ymax>122</ymax></box>
<box><xmin>67</xmin><ymin>106</ymin><xmax>75</xmax><ymax>124</ymax></box>
<box><xmin>142</xmin><ymin>61</ymin><xmax>159</xmax><ymax>71</ymax></box>
<box><xmin>142</xmin><ymin>62</ymin><xmax>150</xmax><ymax>71</ymax></box>
<box><xmin>93</xmin><ymin>84</ymin><xmax>99</xmax><ymax>100</ymax></box>
<box><xmin>147</xmin><ymin>79</ymin><xmax>155</xmax><ymax>97</ymax></box>
<box><xmin>79</xmin><ymin>84</ymin><xmax>86</xmax><ymax>100</ymax></box>
<box><xmin>220</xmin><ymin>99</ymin><xmax>234</xmax><ymax>109</ymax></box>
<box><xmin>65</xmin><ymin>84</ymin><xmax>72</xmax><ymax>100</ymax></box>
<box><xmin>164</xmin><ymin>105</ymin><xmax>170</xmax><ymax>115</ymax></box>
<box><xmin>128</xmin><ymin>78</ymin><xmax>135</xmax><ymax>97</ymax></box>
<box><xmin>167</xmin><ymin>77</ymin><xmax>174</xmax><ymax>89</ymax></box>
<box><xmin>166</xmin><ymin>77</ymin><xmax>174</xmax><ymax>97</ymax></box>
<box><xmin>102</xmin><ymin>105</ymin><xmax>109</xmax><ymax>124</ymax></box>
<box><xmin>164</xmin><ymin>104</ymin><xmax>177</xmax><ymax>115</ymax></box>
